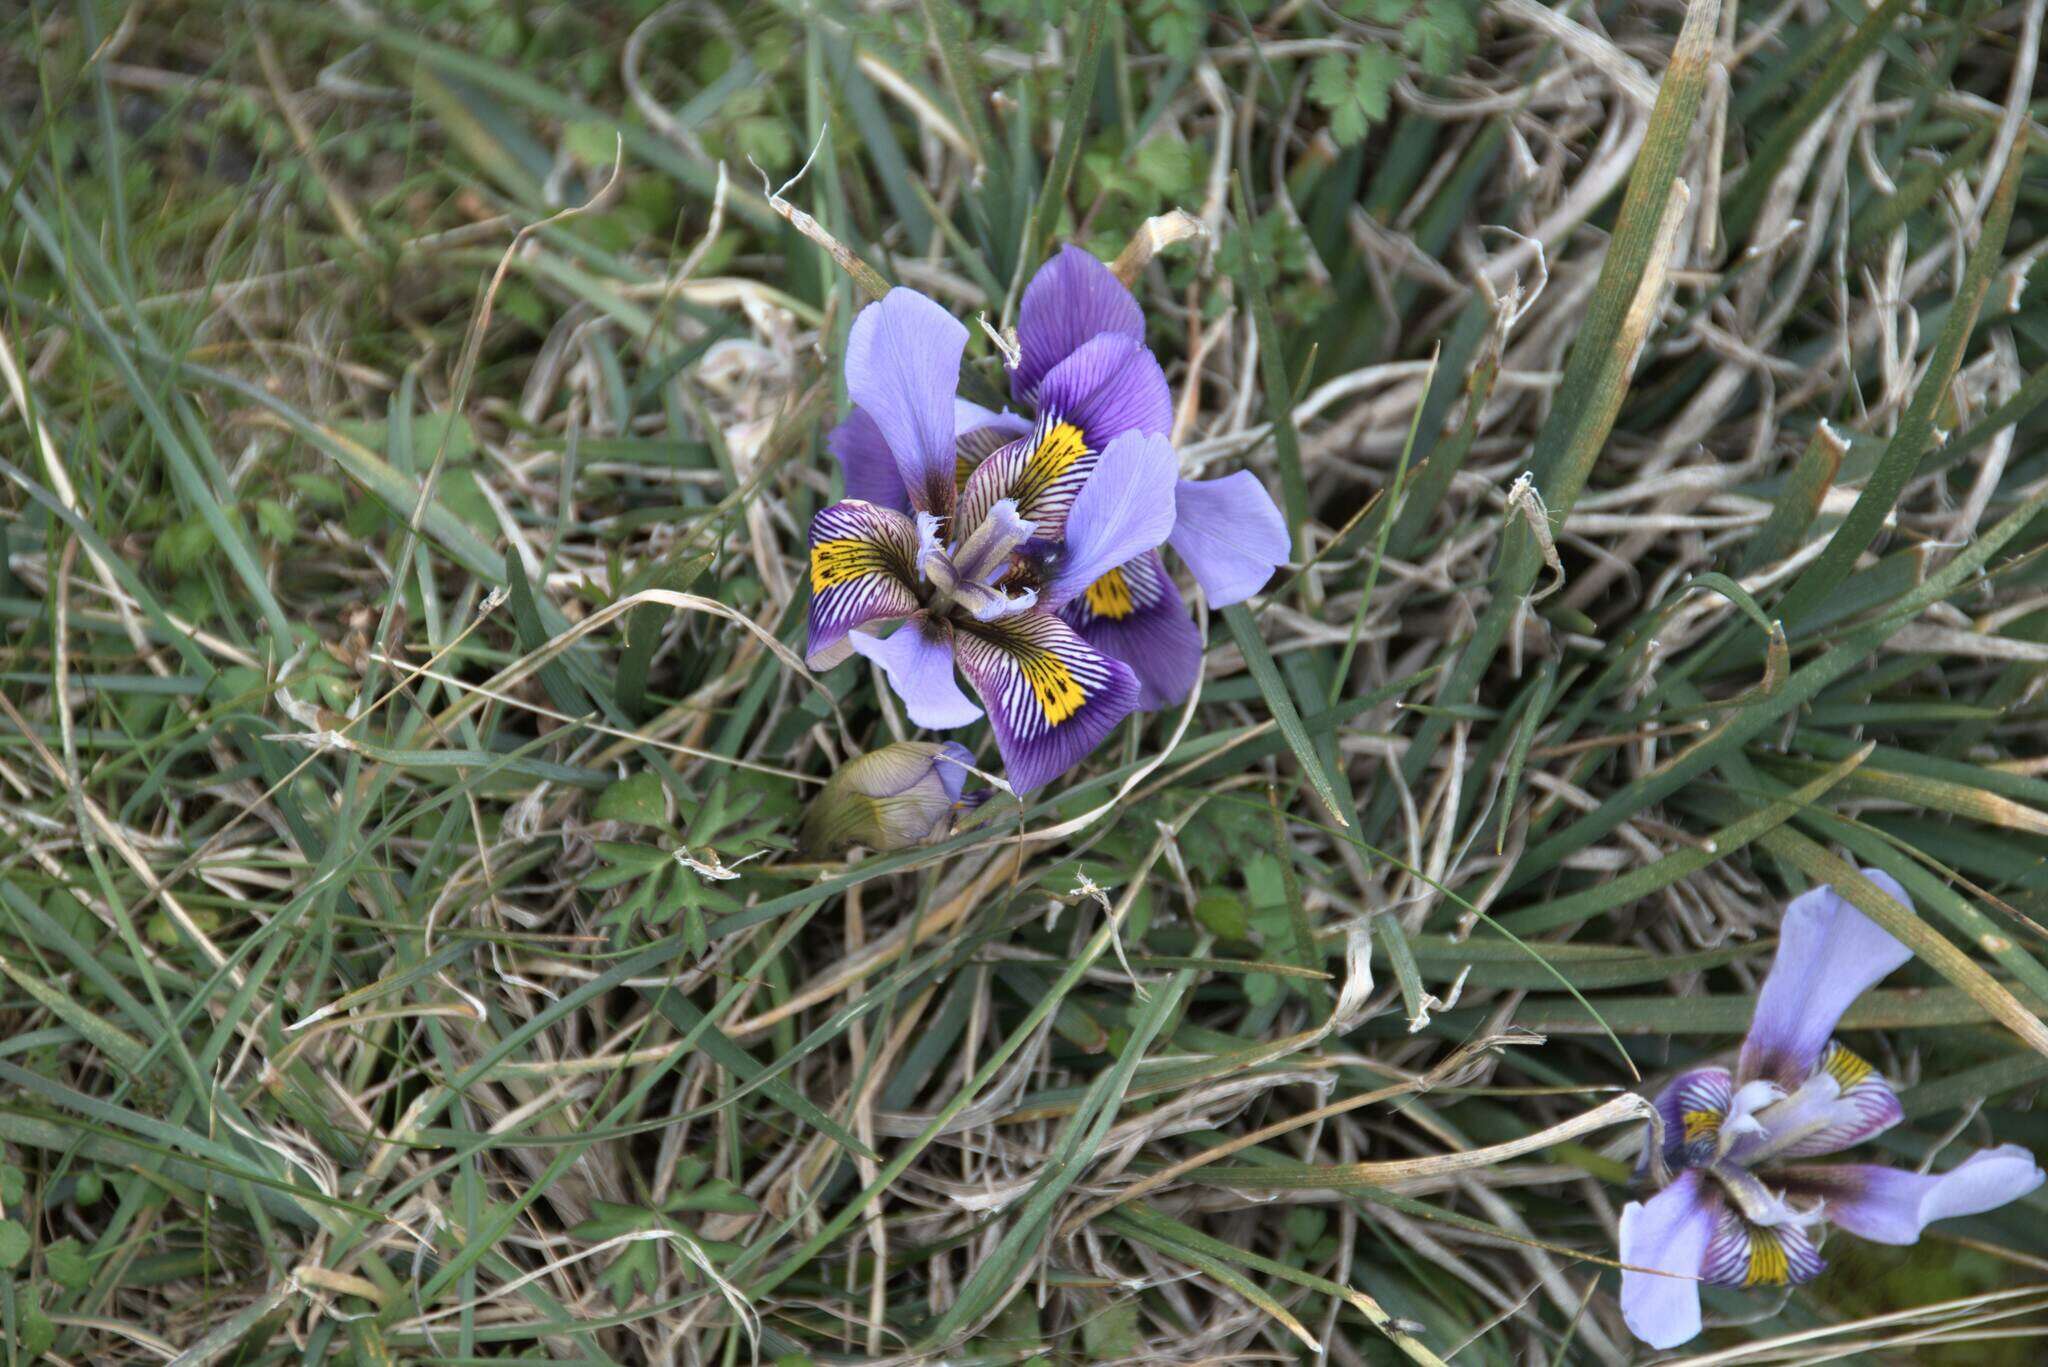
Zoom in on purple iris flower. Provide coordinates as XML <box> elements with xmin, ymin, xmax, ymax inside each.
<box><xmin>809</xmin><ymin>287</ymin><xmax>1191</xmax><ymax>792</ymax></box>
<box><xmin>1619</xmin><ymin>870</ymin><xmax>2045</xmax><ymax>1349</ymax></box>
<box><xmin>825</xmin><ymin>246</ymin><xmax>1289</xmax><ymax>713</ymax></box>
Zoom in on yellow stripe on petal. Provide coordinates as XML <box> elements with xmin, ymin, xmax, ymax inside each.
<box><xmin>1703</xmin><ymin>1201</ymin><xmax>1825</xmax><ymax>1288</ymax></box>
<box><xmin>1020</xmin><ymin>421</ymin><xmax>1087</xmax><ymax>502</ymax></box>
<box><xmin>812</xmin><ymin>537</ymin><xmax>903</xmax><ymax>593</ymax></box>
<box><xmin>1068</xmin><ymin>551</ymin><xmax>1174</xmax><ymax>628</ymax></box>
<box><xmin>1681</xmin><ymin>1109</ymin><xmax>1720</xmax><ymax>1143</ymax></box>
<box><xmin>1822</xmin><ymin>1040</ymin><xmax>1874</xmax><ymax>1090</ymax></box>
<box><xmin>1744</xmin><ymin>1228</ymin><xmax>1791</xmax><ymax>1286</ymax></box>
<box><xmin>1016</xmin><ymin>642</ymin><xmax>1086</xmax><ymax>724</ymax></box>
<box><xmin>1084</xmin><ymin>567</ymin><xmax>1135</xmax><ymax>620</ymax></box>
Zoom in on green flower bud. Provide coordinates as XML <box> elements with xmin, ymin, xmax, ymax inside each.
<box><xmin>802</xmin><ymin>742</ymin><xmax>980</xmax><ymax>854</ymax></box>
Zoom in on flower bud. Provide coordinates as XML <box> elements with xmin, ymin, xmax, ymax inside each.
<box><xmin>802</xmin><ymin>742</ymin><xmax>981</xmax><ymax>854</ymax></box>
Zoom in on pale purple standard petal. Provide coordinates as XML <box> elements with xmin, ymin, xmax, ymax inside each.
<box><xmin>1782</xmin><ymin>1146</ymin><xmax>2045</xmax><ymax>1245</ymax></box>
<box><xmin>1045</xmin><ymin>430</ymin><xmax>1180</xmax><ymax>607</ymax></box>
<box><xmin>850</xmin><ymin>614</ymin><xmax>982</xmax><ymax>730</ymax></box>
<box><xmin>1036</xmin><ymin>332</ymin><xmax>1173</xmax><ymax>444</ymax></box>
<box><xmin>1063</xmin><ymin>551</ymin><xmax>1203</xmax><ymax>711</ymax></box>
<box><xmin>952</xmin><ymin>611</ymin><xmax>1138</xmax><ymax>793</ymax></box>
<box><xmin>1738</xmin><ymin>871</ymin><xmax>1915</xmax><ymax>1089</ymax></box>
<box><xmin>1169</xmin><ymin>473</ymin><xmax>1290</xmax><ymax>606</ymax></box>
<box><xmin>845</xmin><ymin>289</ymin><xmax>967</xmax><ymax>516</ymax></box>
<box><xmin>826</xmin><ymin>406</ymin><xmax>909</xmax><ymax>511</ymax></box>
<box><xmin>1013</xmin><ymin>244</ymin><xmax>1146</xmax><ymax>404</ymax></box>
<box><xmin>1619</xmin><ymin>1171</ymin><xmax>1718</xmax><ymax>1351</ymax></box>
<box><xmin>806</xmin><ymin>500</ymin><xmax>922</xmax><ymax>670</ymax></box>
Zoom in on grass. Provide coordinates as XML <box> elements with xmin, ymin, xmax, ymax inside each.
<box><xmin>2</xmin><ymin>0</ymin><xmax>2047</xmax><ymax>1363</ymax></box>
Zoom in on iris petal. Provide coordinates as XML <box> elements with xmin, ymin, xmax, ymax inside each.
<box><xmin>802</xmin><ymin>740</ymin><xmax>979</xmax><ymax>853</ymax></box>
<box><xmin>849</xmin><ymin>614</ymin><xmax>982</xmax><ymax>729</ymax></box>
<box><xmin>1035</xmin><ymin>332</ymin><xmax>1173</xmax><ymax>446</ymax></box>
<box><xmin>1013</xmin><ymin>244</ymin><xmax>1146</xmax><ymax>404</ymax></box>
<box><xmin>1619</xmin><ymin>1170</ymin><xmax>1720</xmax><ymax>1351</ymax></box>
<box><xmin>845</xmin><ymin>289</ymin><xmax>967</xmax><ymax>516</ymax></box>
<box><xmin>1062</xmin><ymin>551</ymin><xmax>1203</xmax><ymax>711</ymax></box>
<box><xmin>1169</xmin><ymin>473</ymin><xmax>1290</xmax><ymax>606</ymax></box>
<box><xmin>1649</xmin><ymin>1066</ymin><xmax>1733</xmax><ymax>1174</ymax></box>
<box><xmin>826</xmin><ymin>406</ymin><xmax>910</xmax><ymax>510</ymax></box>
<box><xmin>1045</xmin><ymin>430</ymin><xmax>1180</xmax><ymax>607</ymax></box>
<box><xmin>954</xmin><ymin>400</ymin><xmax>1032</xmax><ymax>491</ymax></box>
<box><xmin>951</xmin><ymin>610</ymin><xmax>1138</xmax><ymax>793</ymax></box>
<box><xmin>806</xmin><ymin>500</ymin><xmax>922</xmax><ymax>669</ymax></box>
<box><xmin>1738</xmin><ymin>871</ymin><xmax>1915</xmax><ymax>1089</ymax></box>
<box><xmin>1751</xmin><ymin>1042</ymin><xmax>1902</xmax><ymax>1160</ymax></box>
<box><xmin>1778</xmin><ymin>1146</ymin><xmax>2046</xmax><ymax>1245</ymax></box>
<box><xmin>957</xmin><ymin>419</ymin><xmax>1096</xmax><ymax>546</ymax></box>
<box><xmin>954</xmin><ymin>398</ymin><xmax>1030</xmax><ymax>447</ymax></box>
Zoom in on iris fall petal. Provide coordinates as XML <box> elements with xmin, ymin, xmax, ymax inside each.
<box><xmin>1620</xmin><ymin>1170</ymin><xmax>1719</xmax><ymax>1351</ymax></box>
<box><xmin>1781</xmin><ymin>1146</ymin><xmax>2045</xmax><ymax>1245</ymax></box>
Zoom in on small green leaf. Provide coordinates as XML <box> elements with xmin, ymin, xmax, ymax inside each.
<box><xmin>147</xmin><ymin>904</ymin><xmax>221</xmax><ymax>948</ymax></box>
<box><xmin>1284</xmin><ymin>1205</ymin><xmax>1327</xmax><ymax>1248</ymax></box>
<box><xmin>615</xmin><ymin>549</ymin><xmax>712</xmax><ymax>717</ymax></box>
<box><xmin>1136</xmin><ymin>0</ymin><xmax>1207</xmax><ymax>61</ymax></box>
<box><xmin>0</xmin><ymin>1217</ymin><xmax>29</xmax><ymax>1268</ymax></box>
<box><xmin>438</xmin><ymin>467</ymin><xmax>497</xmax><ymax>536</ymax></box>
<box><xmin>1192</xmin><ymin>892</ymin><xmax>1251</xmax><ymax>941</ymax></box>
<box><xmin>1405</xmin><ymin>2</ymin><xmax>1480</xmax><ymax>76</ymax></box>
<box><xmin>1082</xmin><ymin>1295</ymin><xmax>1142</xmax><ymax>1359</ymax></box>
<box><xmin>590</xmin><ymin>840</ymin><xmax>671</xmax><ymax>876</ymax></box>
<box><xmin>733</xmin><ymin>116</ymin><xmax>794</xmax><ymax>171</ymax></box>
<box><xmin>1243</xmin><ymin>968</ymin><xmax>1282</xmax><ymax>1010</ymax></box>
<box><xmin>345</xmin><ymin>411</ymin><xmax>474</xmax><ymax>467</ymax></box>
<box><xmin>21</xmin><ymin>1305</ymin><xmax>54</xmax><ymax>1358</ymax></box>
<box><xmin>152</xmin><ymin>518</ymin><xmax>217</xmax><ymax>574</ymax></box>
<box><xmin>1308</xmin><ymin>47</ymin><xmax>1399</xmax><ymax>145</ymax></box>
<box><xmin>594</xmin><ymin>772</ymin><xmax>668</xmax><ymax>827</ymax></box>
<box><xmin>563</xmin><ymin>119</ymin><xmax>620</xmax><ymax>166</ymax></box>
<box><xmin>45</xmin><ymin>1234</ymin><xmax>90</xmax><ymax>1290</ymax></box>
<box><xmin>667</xmin><ymin>1179</ymin><xmax>757</xmax><ymax>1215</ymax></box>
<box><xmin>254</xmin><ymin>497</ymin><xmax>295</xmax><ymax>544</ymax></box>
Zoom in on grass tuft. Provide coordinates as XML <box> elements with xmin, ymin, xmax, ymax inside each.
<box><xmin>1</xmin><ymin>2</ymin><xmax>2045</xmax><ymax>1363</ymax></box>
